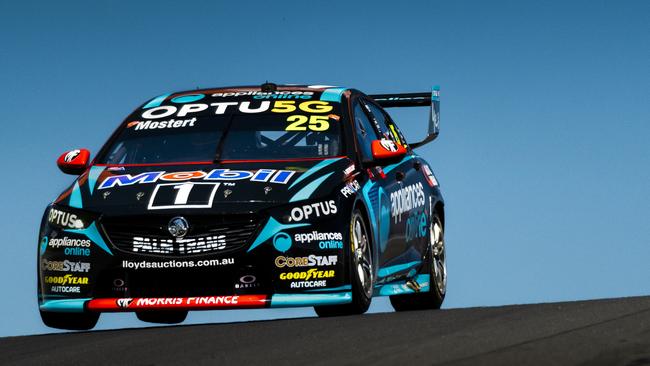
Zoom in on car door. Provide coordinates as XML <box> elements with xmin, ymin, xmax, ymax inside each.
<box><xmin>379</xmin><ymin>105</ymin><xmax>430</xmax><ymax>263</ymax></box>
<box><xmin>359</xmin><ymin>98</ymin><xmax>427</xmax><ymax>280</ymax></box>
<box><xmin>350</xmin><ymin>98</ymin><xmax>396</xmax><ymax>271</ymax></box>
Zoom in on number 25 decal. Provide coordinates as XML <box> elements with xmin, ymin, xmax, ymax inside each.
<box><xmin>285</xmin><ymin>115</ymin><xmax>330</xmax><ymax>131</ymax></box>
<box><xmin>148</xmin><ymin>182</ymin><xmax>220</xmax><ymax>210</ymax></box>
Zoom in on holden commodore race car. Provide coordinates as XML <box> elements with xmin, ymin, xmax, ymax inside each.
<box><xmin>38</xmin><ymin>83</ymin><xmax>446</xmax><ymax>330</ymax></box>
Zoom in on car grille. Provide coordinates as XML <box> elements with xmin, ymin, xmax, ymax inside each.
<box><xmin>101</xmin><ymin>214</ymin><xmax>260</xmax><ymax>256</ymax></box>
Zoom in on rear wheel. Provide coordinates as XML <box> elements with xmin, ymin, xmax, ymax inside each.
<box><xmin>390</xmin><ymin>212</ymin><xmax>446</xmax><ymax>311</ymax></box>
<box><xmin>314</xmin><ymin>208</ymin><xmax>373</xmax><ymax>317</ymax></box>
<box><xmin>40</xmin><ymin>311</ymin><xmax>99</xmax><ymax>330</ymax></box>
<box><xmin>136</xmin><ymin>310</ymin><xmax>188</xmax><ymax>324</ymax></box>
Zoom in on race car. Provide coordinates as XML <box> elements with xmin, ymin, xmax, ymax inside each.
<box><xmin>37</xmin><ymin>83</ymin><xmax>446</xmax><ymax>330</ymax></box>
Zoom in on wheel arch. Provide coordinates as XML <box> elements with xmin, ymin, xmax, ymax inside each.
<box><xmin>352</xmin><ymin>198</ymin><xmax>374</xmax><ymax>251</ymax></box>
<box><xmin>351</xmin><ymin>197</ymin><xmax>379</xmax><ymax>281</ymax></box>
<box><xmin>434</xmin><ymin>201</ymin><xmax>445</xmax><ymax>229</ymax></box>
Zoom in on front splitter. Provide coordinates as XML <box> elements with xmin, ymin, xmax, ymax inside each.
<box><xmin>40</xmin><ymin>292</ymin><xmax>352</xmax><ymax>313</ymax></box>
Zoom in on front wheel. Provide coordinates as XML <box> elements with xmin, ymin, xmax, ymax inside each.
<box><xmin>40</xmin><ymin>311</ymin><xmax>99</xmax><ymax>330</ymax></box>
<box><xmin>390</xmin><ymin>212</ymin><xmax>446</xmax><ymax>311</ymax></box>
<box><xmin>315</xmin><ymin>208</ymin><xmax>373</xmax><ymax>317</ymax></box>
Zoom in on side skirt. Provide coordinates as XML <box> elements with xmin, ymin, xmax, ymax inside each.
<box><xmin>373</xmin><ymin>274</ymin><xmax>431</xmax><ymax>297</ymax></box>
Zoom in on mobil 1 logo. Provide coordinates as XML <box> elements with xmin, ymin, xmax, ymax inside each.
<box><xmin>148</xmin><ymin>182</ymin><xmax>220</xmax><ymax>210</ymax></box>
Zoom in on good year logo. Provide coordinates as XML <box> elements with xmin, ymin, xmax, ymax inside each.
<box><xmin>279</xmin><ymin>269</ymin><xmax>335</xmax><ymax>281</ymax></box>
<box><xmin>44</xmin><ymin>275</ymin><xmax>89</xmax><ymax>285</ymax></box>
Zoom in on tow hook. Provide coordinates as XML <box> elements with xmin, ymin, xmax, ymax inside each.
<box><xmin>406</xmin><ymin>279</ymin><xmax>422</xmax><ymax>292</ymax></box>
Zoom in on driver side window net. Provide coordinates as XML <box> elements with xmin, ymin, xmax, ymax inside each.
<box><xmin>363</xmin><ymin>101</ymin><xmax>406</xmax><ymax>146</ymax></box>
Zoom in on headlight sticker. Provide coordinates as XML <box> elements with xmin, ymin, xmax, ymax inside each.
<box><xmin>47</xmin><ymin>207</ymin><xmax>86</xmax><ymax>229</ymax></box>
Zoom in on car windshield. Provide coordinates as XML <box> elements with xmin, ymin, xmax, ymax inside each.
<box><xmin>96</xmin><ymin>97</ymin><xmax>343</xmax><ymax>164</ymax></box>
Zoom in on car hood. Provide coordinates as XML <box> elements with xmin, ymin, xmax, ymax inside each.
<box><xmin>55</xmin><ymin>157</ymin><xmax>354</xmax><ymax>215</ymax></box>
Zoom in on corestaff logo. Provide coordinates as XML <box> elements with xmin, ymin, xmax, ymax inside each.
<box><xmin>275</xmin><ymin>255</ymin><xmax>338</xmax><ymax>268</ymax></box>
<box><xmin>41</xmin><ymin>259</ymin><xmax>91</xmax><ymax>273</ymax></box>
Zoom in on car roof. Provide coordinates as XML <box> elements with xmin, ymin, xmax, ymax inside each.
<box><xmin>165</xmin><ymin>84</ymin><xmax>350</xmax><ymax>97</ymax></box>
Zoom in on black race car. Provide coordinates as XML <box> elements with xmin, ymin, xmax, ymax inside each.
<box><xmin>38</xmin><ymin>83</ymin><xmax>446</xmax><ymax>330</ymax></box>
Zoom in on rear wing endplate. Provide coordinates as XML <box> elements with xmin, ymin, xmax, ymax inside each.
<box><xmin>369</xmin><ymin>86</ymin><xmax>440</xmax><ymax>148</ymax></box>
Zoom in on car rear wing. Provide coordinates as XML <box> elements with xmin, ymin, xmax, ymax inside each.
<box><xmin>369</xmin><ymin>86</ymin><xmax>440</xmax><ymax>148</ymax></box>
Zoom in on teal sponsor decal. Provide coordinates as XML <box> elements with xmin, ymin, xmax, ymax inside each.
<box><xmin>87</xmin><ymin>166</ymin><xmax>106</xmax><ymax>195</ymax></box>
<box><xmin>305</xmin><ymin>285</ymin><xmax>352</xmax><ymax>293</ymax></box>
<box><xmin>289</xmin><ymin>157</ymin><xmax>341</xmax><ymax>190</ymax></box>
<box><xmin>320</xmin><ymin>87</ymin><xmax>347</xmax><ymax>103</ymax></box>
<box><xmin>247</xmin><ymin>217</ymin><xmax>309</xmax><ymax>252</ymax></box>
<box><xmin>273</xmin><ymin>232</ymin><xmax>292</xmax><ymax>252</ymax></box>
<box><xmin>39</xmin><ymin>298</ymin><xmax>90</xmax><ymax>313</ymax></box>
<box><xmin>65</xmin><ymin>222</ymin><xmax>113</xmax><ymax>255</ymax></box>
<box><xmin>375</xmin><ymin>274</ymin><xmax>430</xmax><ymax>296</ymax></box>
<box><xmin>171</xmin><ymin>94</ymin><xmax>205</xmax><ymax>103</ymax></box>
<box><xmin>142</xmin><ymin>93</ymin><xmax>171</xmax><ymax>109</ymax></box>
<box><xmin>69</xmin><ymin>181</ymin><xmax>83</xmax><ymax>209</ymax></box>
<box><xmin>40</xmin><ymin>236</ymin><xmax>48</xmax><ymax>255</ymax></box>
<box><xmin>377</xmin><ymin>260</ymin><xmax>422</xmax><ymax>278</ymax></box>
<box><xmin>289</xmin><ymin>172</ymin><xmax>333</xmax><ymax>203</ymax></box>
<box><xmin>270</xmin><ymin>292</ymin><xmax>352</xmax><ymax>307</ymax></box>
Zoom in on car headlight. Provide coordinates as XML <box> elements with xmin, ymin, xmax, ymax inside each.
<box><xmin>45</xmin><ymin>205</ymin><xmax>96</xmax><ymax>230</ymax></box>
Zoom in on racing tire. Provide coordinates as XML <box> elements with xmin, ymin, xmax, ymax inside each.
<box><xmin>39</xmin><ymin>311</ymin><xmax>99</xmax><ymax>330</ymax></box>
<box><xmin>390</xmin><ymin>212</ymin><xmax>446</xmax><ymax>311</ymax></box>
<box><xmin>314</xmin><ymin>208</ymin><xmax>373</xmax><ymax>317</ymax></box>
<box><xmin>136</xmin><ymin>310</ymin><xmax>188</xmax><ymax>324</ymax></box>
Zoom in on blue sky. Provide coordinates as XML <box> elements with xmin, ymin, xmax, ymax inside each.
<box><xmin>0</xmin><ymin>0</ymin><xmax>648</xmax><ymax>336</ymax></box>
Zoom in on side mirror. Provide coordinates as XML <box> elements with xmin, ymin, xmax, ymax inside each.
<box><xmin>370</xmin><ymin>139</ymin><xmax>407</xmax><ymax>165</ymax></box>
<box><xmin>57</xmin><ymin>149</ymin><xmax>91</xmax><ymax>175</ymax></box>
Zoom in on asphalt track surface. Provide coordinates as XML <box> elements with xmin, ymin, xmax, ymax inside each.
<box><xmin>3</xmin><ymin>296</ymin><xmax>650</xmax><ymax>366</ymax></box>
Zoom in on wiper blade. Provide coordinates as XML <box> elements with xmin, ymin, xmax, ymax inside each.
<box><xmin>213</xmin><ymin>114</ymin><xmax>235</xmax><ymax>163</ymax></box>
